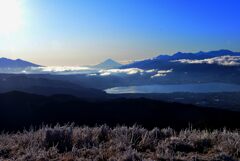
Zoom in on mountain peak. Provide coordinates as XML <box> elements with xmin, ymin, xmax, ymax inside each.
<box><xmin>94</xmin><ymin>59</ymin><xmax>122</xmax><ymax>69</ymax></box>
<box><xmin>175</xmin><ymin>52</ymin><xmax>184</xmax><ymax>55</ymax></box>
<box><xmin>104</xmin><ymin>58</ymin><xmax>117</xmax><ymax>63</ymax></box>
<box><xmin>0</xmin><ymin>57</ymin><xmax>41</xmax><ymax>68</ymax></box>
<box><xmin>15</xmin><ymin>58</ymin><xmax>23</xmax><ymax>61</ymax></box>
<box><xmin>0</xmin><ymin>57</ymin><xmax>12</xmax><ymax>61</ymax></box>
<box><xmin>210</xmin><ymin>49</ymin><xmax>233</xmax><ymax>54</ymax></box>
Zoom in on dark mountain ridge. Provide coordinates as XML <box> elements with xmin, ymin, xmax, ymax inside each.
<box><xmin>0</xmin><ymin>74</ymin><xmax>107</xmax><ymax>99</ymax></box>
<box><xmin>0</xmin><ymin>91</ymin><xmax>239</xmax><ymax>131</ymax></box>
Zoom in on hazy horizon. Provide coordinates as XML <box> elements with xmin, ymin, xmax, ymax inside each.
<box><xmin>0</xmin><ymin>0</ymin><xmax>240</xmax><ymax>66</ymax></box>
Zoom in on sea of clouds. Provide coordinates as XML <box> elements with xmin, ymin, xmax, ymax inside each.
<box><xmin>172</xmin><ymin>56</ymin><xmax>240</xmax><ymax>66</ymax></box>
<box><xmin>96</xmin><ymin>68</ymin><xmax>173</xmax><ymax>78</ymax></box>
<box><xmin>9</xmin><ymin>66</ymin><xmax>173</xmax><ymax>79</ymax></box>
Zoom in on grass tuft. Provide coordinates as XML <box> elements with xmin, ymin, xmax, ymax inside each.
<box><xmin>0</xmin><ymin>125</ymin><xmax>239</xmax><ymax>161</ymax></box>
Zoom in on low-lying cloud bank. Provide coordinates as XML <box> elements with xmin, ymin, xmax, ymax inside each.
<box><xmin>20</xmin><ymin>66</ymin><xmax>96</xmax><ymax>74</ymax></box>
<box><xmin>0</xmin><ymin>66</ymin><xmax>173</xmax><ymax>78</ymax></box>
<box><xmin>172</xmin><ymin>56</ymin><xmax>240</xmax><ymax>66</ymax></box>
<box><xmin>151</xmin><ymin>69</ymin><xmax>173</xmax><ymax>78</ymax></box>
<box><xmin>98</xmin><ymin>68</ymin><xmax>145</xmax><ymax>76</ymax></box>
<box><xmin>97</xmin><ymin>68</ymin><xmax>173</xmax><ymax>78</ymax></box>
<box><xmin>38</xmin><ymin>66</ymin><xmax>90</xmax><ymax>72</ymax></box>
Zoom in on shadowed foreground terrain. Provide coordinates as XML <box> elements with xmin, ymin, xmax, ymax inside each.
<box><xmin>0</xmin><ymin>125</ymin><xmax>239</xmax><ymax>161</ymax></box>
<box><xmin>1</xmin><ymin>91</ymin><xmax>240</xmax><ymax>131</ymax></box>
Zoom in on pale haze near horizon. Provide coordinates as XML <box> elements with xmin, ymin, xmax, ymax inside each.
<box><xmin>0</xmin><ymin>0</ymin><xmax>240</xmax><ymax>66</ymax></box>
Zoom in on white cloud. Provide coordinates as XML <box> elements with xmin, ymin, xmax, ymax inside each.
<box><xmin>100</xmin><ymin>72</ymin><xmax>111</xmax><ymax>76</ymax></box>
<box><xmin>91</xmin><ymin>67</ymin><xmax>174</xmax><ymax>78</ymax></box>
<box><xmin>146</xmin><ymin>69</ymin><xmax>156</xmax><ymax>73</ymax></box>
<box><xmin>99</xmin><ymin>68</ymin><xmax>144</xmax><ymax>76</ymax></box>
<box><xmin>38</xmin><ymin>66</ymin><xmax>90</xmax><ymax>72</ymax></box>
<box><xmin>98</xmin><ymin>68</ymin><xmax>173</xmax><ymax>78</ymax></box>
<box><xmin>157</xmin><ymin>69</ymin><xmax>173</xmax><ymax>74</ymax></box>
<box><xmin>21</xmin><ymin>66</ymin><xmax>96</xmax><ymax>75</ymax></box>
<box><xmin>88</xmin><ymin>73</ymin><xmax>97</xmax><ymax>76</ymax></box>
<box><xmin>151</xmin><ymin>69</ymin><xmax>173</xmax><ymax>78</ymax></box>
<box><xmin>172</xmin><ymin>56</ymin><xmax>240</xmax><ymax>66</ymax></box>
<box><xmin>1</xmin><ymin>65</ymin><xmax>173</xmax><ymax>78</ymax></box>
<box><xmin>151</xmin><ymin>73</ymin><xmax>166</xmax><ymax>78</ymax></box>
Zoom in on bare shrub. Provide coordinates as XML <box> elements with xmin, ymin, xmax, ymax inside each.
<box><xmin>0</xmin><ymin>125</ymin><xmax>239</xmax><ymax>161</ymax></box>
<box><xmin>43</xmin><ymin>125</ymin><xmax>73</xmax><ymax>153</ymax></box>
<box><xmin>193</xmin><ymin>138</ymin><xmax>212</xmax><ymax>153</ymax></box>
<box><xmin>0</xmin><ymin>148</ymin><xmax>11</xmax><ymax>159</ymax></box>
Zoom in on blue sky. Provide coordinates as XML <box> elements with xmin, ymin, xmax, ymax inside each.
<box><xmin>0</xmin><ymin>0</ymin><xmax>240</xmax><ymax>65</ymax></box>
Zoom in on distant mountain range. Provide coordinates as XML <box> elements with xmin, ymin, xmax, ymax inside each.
<box><xmin>94</xmin><ymin>58</ymin><xmax>122</xmax><ymax>69</ymax></box>
<box><xmin>1</xmin><ymin>50</ymin><xmax>240</xmax><ymax>86</ymax></box>
<box><xmin>0</xmin><ymin>57</ymin><xmax>121</xmax><ymax>69</ymax></box>
<box><xmin>122</xmin><ymin>49</ymin><xmax>240</xmax><ymax>69</ymax></box>
<box><xmin>119</xmin><ymin>50</ymin><xmax>240</xmax><ymax>85</ymax></box>
<box><xmin>155</xmin><ymin>49</ymin><xmax>240</xmax><ymax>60</ymax></box>
<box><xmin>0</xmin><ymin>57</ymin><xmax>41</xmax><ymax>68</ymax></box>
<box><xmin>2</xmin><ymin>50</ymin><xmax>239</xmax><ymax>69</ymax></box>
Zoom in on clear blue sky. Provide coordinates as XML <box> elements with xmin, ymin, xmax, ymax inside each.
<box><xmin>0</xmin><ymin>0</ymin><xmax>240</xmax><ymax>65</ymax></box>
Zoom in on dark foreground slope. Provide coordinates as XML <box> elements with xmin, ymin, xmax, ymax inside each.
<box><xmin>0</xmin><ymin>91</ymin><xmax>240</xmax><ymax>131</ymax></box>
<box><xmin>0</xmin><ymin>125</ymin><xmax>239</xmax><ymax>161</ymax></box>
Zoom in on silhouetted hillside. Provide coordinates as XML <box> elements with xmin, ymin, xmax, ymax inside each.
<box><xmin>0</xmin><ymin>74</ymin><xmax>107</xmax><ymax>99</ymax></box>
<box><xmin>0</xmin><ymin>91</ymin><xmax>239</xmax><ymax>131</ymax></box>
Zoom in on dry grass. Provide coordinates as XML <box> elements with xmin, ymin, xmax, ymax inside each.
<box><xmin>0</xmin><ymin>124</ymin><xmax>239</xmax><ymax>161</ymax></box>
